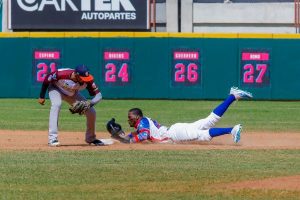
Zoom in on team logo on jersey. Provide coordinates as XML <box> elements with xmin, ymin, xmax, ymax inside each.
<box><xmin>47</xmin><ymin>73</ymin><xmax>57</xmax><ymax>81</ymax></box>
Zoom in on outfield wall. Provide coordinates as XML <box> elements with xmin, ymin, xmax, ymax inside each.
<box><xmin>1</xmin><ymin>32</ymin><xmax>300</xmax><ymax>100</ymax></box>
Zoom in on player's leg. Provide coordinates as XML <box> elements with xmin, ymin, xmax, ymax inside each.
<box><xmin>212</xmin><ymin>94</ymin><xmax>236</xmax><ymax>118</ymax></box>
<box><xmin>66</xmin><ymin>93</ymin><xmax>104</xmax><ymax>146</ymax></box>
<box><xmin>48</xmin><ymin>87</ymin><xmax>63</xmax><ymax>146</ymax></box>
<box><xmin>85</xmin><ymin>107</ymin><xmax>97</xmax><ymax>142</ymax></box>
<box><xmin>213</xmin><ymin>86</ymin><xmax>253</xmax><ymax>116</ymax></box>
<box><xmin>209</xmin><ymin>124</ymin><xmax>242</xmax><ymax>143</ymax></box>
<box><xmin>167</xmin><ymin>123</ymin><xmax>213</xmax><ymax>141</ymax></box>
<box><xmin>192</xmin><ymin>95</ymin><xmax>235</xmax><ymax>130</ymax></box>
<box><xmin>194</xmin><ymin>87</ymin><xmax>253</xmax><ymax>129</ymax></box>
<box><xmin>167</xmin><ymin>123</ymin><xmax>206</xmax><ymax>141</ymax></box>
<box><xmin>168</xmin><ymin>123</ymin><xmax>242</xmax><ymax>143</ymax></box>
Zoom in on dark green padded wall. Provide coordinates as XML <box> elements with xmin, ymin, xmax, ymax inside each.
<box><xmin>0</xmin><ymin>34</ymin><xmax>299</xmax><ymax>100</ymax></box>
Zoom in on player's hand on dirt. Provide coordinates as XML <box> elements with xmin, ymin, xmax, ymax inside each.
<box><xmin>38</xmin><ymin>98</ymin><xmax>45</xmax><ymax>105</ymax></box>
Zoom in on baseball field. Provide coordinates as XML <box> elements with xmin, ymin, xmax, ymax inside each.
<box><xmin>0</xmin><ymin>99</ymin><xmax>299</xmax><ymax>199</ymax></box>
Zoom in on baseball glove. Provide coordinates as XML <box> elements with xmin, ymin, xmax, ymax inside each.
<box><xmin>69</xmin><ymin>100</ymin><xmax>91</xmax><ymax>115</ymax></box>
<box><xmin>106</xmin><ymin>118</ymin><xmax>130</xmax><ymax>143</ymax></box>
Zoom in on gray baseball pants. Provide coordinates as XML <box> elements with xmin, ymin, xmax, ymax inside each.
<box><xmin>48</xmin><ymin>86</ymin><xmax>97</xmax><ymax>143</ymax></box>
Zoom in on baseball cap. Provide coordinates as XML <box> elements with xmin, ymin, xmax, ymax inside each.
<box><xmin>75</xmin><ymin>65</ymin><xmax>94</xmax><ymax>82</ymax></box>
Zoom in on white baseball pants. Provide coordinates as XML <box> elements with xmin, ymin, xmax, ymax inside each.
<box><xmin>166</xmin><ymin>113</ymin><xmax>221</xmax><ymax>142</ymax></box>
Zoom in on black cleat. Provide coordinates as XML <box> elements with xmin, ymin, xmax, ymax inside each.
<box><xmin>89</xmin><ymin>139</ymin><xmax>105</xmax><ymax>146</ymax></box>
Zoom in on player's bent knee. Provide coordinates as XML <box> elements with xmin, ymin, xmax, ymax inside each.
<box><xmin>202</xmin><ymin>113</ymin><xmax>221</xmax><ymax>129</ymax></box>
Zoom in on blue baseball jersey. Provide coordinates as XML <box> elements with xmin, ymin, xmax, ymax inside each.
<box><xmin>129</xmin><ymin>117</ymin><xmax>169</xmax><ymax>143</ymax></box>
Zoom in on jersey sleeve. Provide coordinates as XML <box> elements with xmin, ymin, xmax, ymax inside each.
<box><xmin>131</xmin><ymin>118</ymin><xmax>150</xmax><ymax>143</ymax></box>
<box><xmin>39</xmin><ymin>71</ymin><xmax>58</xmax><ymax>98</ymax></box>
<box><xmin>39</xmin><ymin>69</ymin><xmax>74</xmax><ymax>98</ymax></box>
<box><xmin>86</xmin><ymin>80</ymin><xmax>100</xmax><ymax>96</ymax></box>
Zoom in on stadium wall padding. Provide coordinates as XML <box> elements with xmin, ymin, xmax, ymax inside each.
<box><xmin>0</xmin><ymin>32</ymin><xmax>300</xmax><ymax>100</ymax></box>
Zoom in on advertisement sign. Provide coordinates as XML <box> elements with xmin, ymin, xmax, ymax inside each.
<box><xmin>9</xmin><ymin>0</ymin><xmax>150</xmax><ymax>30</ymax></box>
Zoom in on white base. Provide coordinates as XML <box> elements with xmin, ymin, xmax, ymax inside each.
<box><xmin>100</xmin><ymin>139</ymin><xmax>115</xmax><ymax>145</ymax></box>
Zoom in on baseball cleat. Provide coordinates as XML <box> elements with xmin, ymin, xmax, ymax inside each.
<box><xmin>230</xmin><ymin>87</ymin><xmax>253</xmax><ymax>100</ymax></box>
<box><xmin>231</xmin><ymin>124</ymin><xmax>242</xmax><ymax>143</ymax></box>
<box><xmin>48</xmin><ymin>140</ymin><xmax>60</xmax><ymax>147</ymax></box>
<box><xmin>89</xmin><ymin>139</ymin><xmax>105</xmax><ymax>146</ymax></box>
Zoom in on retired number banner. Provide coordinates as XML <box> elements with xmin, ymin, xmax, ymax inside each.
<box><xmin>171</xmin><ymin>49</ymin><xmax>201</xmax><ymax>87</ymax></box>
<box><xmin>103</xmin><ymin>49</ymin><xmax>131</xmax><ymax>86</ymax></box>
<box><xmin>240</xmin><ymin>49</ymin><xmax>271</xmax><ymax>87</ymax></box>
<box><xmin>32</xmin><ymin>49</ymin><xmax>61</xmax><ymax>85</ymax></box>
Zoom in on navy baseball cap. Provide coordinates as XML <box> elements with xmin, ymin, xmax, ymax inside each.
<box><xmin>75</xmin><ymin>65</ymin><xmax>94</xmax><ymax>82</ymax></box>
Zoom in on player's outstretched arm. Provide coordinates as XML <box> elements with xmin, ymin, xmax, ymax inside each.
<box><xmin>106</xmin><ymin>118</ymin><xmax>130</xmax><ymax>143</ymax></box>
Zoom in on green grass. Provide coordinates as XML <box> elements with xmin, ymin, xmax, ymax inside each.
<box><xmin>0</xmin><ymin>150</ymin><xmax>299</xmax><ymax>200</ymax></box>
<box><xmin>0</xmin><ymin>99</ymin><xmax>299</xmax><ymax>199</ymax></box>
<box><xmin>1</xmin><ymin>99</ymin><xmax>300</xmax><ymax>132</ymax></box>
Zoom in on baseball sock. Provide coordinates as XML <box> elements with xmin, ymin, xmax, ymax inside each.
<box><xmin>209</xmin><ymin>127</ymin><xmax>233</xmax><ymax>137</ymax></box>
<box><xmin>212</xmin><ymin>94</ymin><xmax>236</xmax><ymax>117</ymax></box>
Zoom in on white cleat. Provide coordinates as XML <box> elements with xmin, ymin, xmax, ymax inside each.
<box><xmin>230</xmin><ymin>87</ymin><xmax>253</xmax><ymax>100</ymax></box>
<box><xmin>231</xmin><ymin>124</ymin><xmax>242</xmax><ymax>143</ymax></box>
<box><xmin>48</xmin><ymin>140</ymin><xmax>60</xmax><ymax>147</ymax></box>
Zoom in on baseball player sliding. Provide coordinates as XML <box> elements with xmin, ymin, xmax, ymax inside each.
<box><xmin>38</xmin><ymin>65</ymin><xmax>105</xmax><ymax>147</ymax></box>
<box><xmin>107</xmin><ymin>87</ymin><xmax>253</xmax><ymax>144</ymax></box>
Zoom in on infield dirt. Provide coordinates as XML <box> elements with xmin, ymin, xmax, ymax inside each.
<box><xmin>1</xmin><ymin>130</ymin><xmax>299</xmax><ymax>191</ymax></box>
<box><xmin>0</xmin><ymin>130</ymin><xmax>299</xmax><ymax>151</ymax></box>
